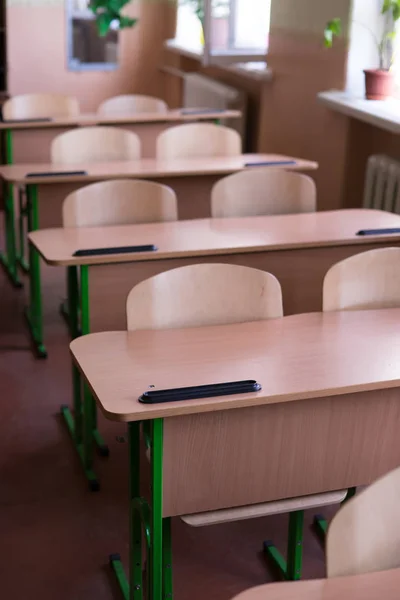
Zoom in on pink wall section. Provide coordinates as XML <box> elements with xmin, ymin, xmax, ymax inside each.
<box><xmin>7</xmin><ymin>2</ymin><xmax>174</xmax><ymax>112</ymax></box>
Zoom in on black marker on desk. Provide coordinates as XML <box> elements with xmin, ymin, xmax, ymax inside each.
<box><xmin>180</xmin><ymin>108</ymin><xmax>226</xmax><ymax>115</ymax></box>
<box><xmin>4</xmin><ymin>118</ymin><xmax>53</xmax><ymax>124</ymax></box>
<box><xmin>73</xmin><ymin>244</ymin><xmax>157</xmax><ymax>257</ymax></box>
<box><xmin>357</xmin><ymin>228</ymin><xmax>400</xmax><ymax>236</ymax></box>
<box><xmin>25</xmin><ymin>170</ymin><xmax>88</xmax><ymax>178</ymax></box>
<box><xmin>139</xmin><ymin>380</ymin><xmax>262</xmax><ymax>404</ymax></box>
<box><xmin>244</xmin><ymin>160</ymin><xmax>297</xmax><ymax>167</ymax></box>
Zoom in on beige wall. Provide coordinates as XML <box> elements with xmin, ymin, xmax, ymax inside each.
<box><xmin>257</xmin><ymin>0</ymin><xmax>353</xmax><ymax>211</ymax></box>
<box><xmin>271</xmin><ymin>0</ymin><xmax>350</xmax><ymax>35</ymax></box>
<box><xmin>7</xmin><ymin>0</ymin><xmax>175</xmax><ymax>112</ymax></box>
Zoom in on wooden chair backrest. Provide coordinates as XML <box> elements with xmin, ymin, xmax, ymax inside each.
<box><xmin>62</xmin><ymin>179</ymin><xmax>178</xmax><ymax>228</ymax></box>
<box><xmin>323</xmin><ymin>247</ymin><xmax>400</xmax><ymax>312</ymax></box>
<box><xmin>97</xmin><ymin>94</ymin><xmax>168</xmax><ymax>115</ymax></box>
<box><xmin>327</xmin><ymin>466</ymin><xmax>400</xmax><ymax>578</ymax></box>
<box><xmin>211</xmin><ymin>169</ymin><xmax>317</xmax><ymax>218</ymax></box>
<box><xmin>126</xmin><ymin>263</ymin><xmax>283</xmax><ymax>331</ymax></box>
<box><xmin>2</xmin><ymin>93</ymin><xmax>80</xmax><ymax>120</ymax></box>
<box><xmin>156</xmin><ymin>123</ymin><xmax>242</xmax><ymax>160</ymax></box>
<box><xmin>51</xmin><ymin>126</ymin><xmax>141</xmax><ymax>164</ymax></box>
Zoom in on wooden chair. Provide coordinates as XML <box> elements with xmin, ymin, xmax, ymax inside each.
<box><xmin>156</xmin><ymin>123</ymin><xmax>242</xmax><ymax>160</ymax></box>
<box><xmin>62</xmin><ymin>179</ymin><xmax>178</xmax><ymax>228</ymax></box>
<box><xmin>3</xmin><ymin>94</ymin><xmax>80</xmax><ymax>272</ymax></box>
<box><xmin>211</xmin><ymin>169</ymin><xmax>317</xmax><ymax>218</ymax></box>
<box><xmin>326</xmin><ymin>466</ymin><xmax>400</xmax><ymax>578</ymax></box>
<box><xmin>323</xmin><ymin>247</ymin><xmax>400</xmax><ymax>312</ymax></box>
<box><xmin>97</xmin><ymin>94</ymin><xmax>168</xmax><ymax>115</ymax></box>
<box><xmin>126</xmin><ymin>264</ymin><xmax>346</xmax><ymax>582</ymax></box>
<box><xmin>61</xmin><ymin>179</ymin><xmax>178</xmax><ymax>336</ymax></box>
<box><xmin>51</xmin><ymin>126</ymin><xmax>141</xmax><ymax>164</ymax></box>
<box><xmin>313</xmin><ymin>247</ymin><xmax>400</xmax><ymax>541</ymax></box>
<box><xmin>2</xmin><ymin>93</ymin><xmax>80</xmax><ymax>120</ymax></box>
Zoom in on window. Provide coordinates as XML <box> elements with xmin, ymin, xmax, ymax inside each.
<box><xmin>346</xmin><ymin>0</ymin><xmax>400</xmax><ymax>96</ymax></box>
<box><xmin>67</xmin><ymin>0</ymin><xmax>119</xmax><ymax>71</ymax></box>
<box><xmin>174</xmin><ymin>0</ymin><xmax>271</xmax><ymax>65</ymax></box>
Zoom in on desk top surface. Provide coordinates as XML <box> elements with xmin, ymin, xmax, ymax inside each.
<box><xmin>70</xmin><ymin>309</ymin><xmax>400</xmax><ymax>422</ymax></box>
<box><xmin>0</xmin><ymin>109</ymin><xmax>241</xmax><ymax>130</ymax></box>
<box><xmin>0</xmin><ymin>154</ymin><xmax>318</xmax><ymax>184</ymax></box>
<box><xmin>230</xmin><ymin>569</ymin><xmax>400</xmax><ymax>600</ymax></box>
<box><xmin>29</xmin><ymin>209</ymin><xmax>400</xmax><ymax>266</ymax></box>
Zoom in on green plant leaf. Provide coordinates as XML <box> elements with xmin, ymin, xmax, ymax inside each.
<box><xmin>324</xmin><ymin>18</ymin><xmax>342</xmax><ymax>47</ymax></box>
<box><xmin>324</xmin><ymin>29</ymin><xmax>333</xmax><ymax>47</ymax></box>
<box><xmin>119</xmin><ymin>15</ymin><xmax>138</xmax><ymax>28</ymax></box>
<box><xmin>97</xmin><ymin>12</ymin><xmax>114</xmax><ymax>36</ymax></box>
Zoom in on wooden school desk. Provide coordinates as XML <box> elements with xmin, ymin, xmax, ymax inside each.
<box><xmin>230</xmin><ymin>569</ymin><xmax>400</xmax><ymax>600</ymax></box>
<box><xmin>28</xmin><ymin>209</ymin><xmax>400</xmax><ymax>481</ymax></box>
<box><xmin>0</xmin><ymin>153</ymin><xmax>317</xmax><ymax>288</ymax></box>
<box><xmin>0</xmin><ymin>108</ymin><xmax>240</xmax><ymax>283</ymax></box>
<box><xmin>0</xmin><ymin>108</ymin><xmax>241</xmax><ymax>163</ymax></box>
<box><xmin>70</xmin><ymin>309</ymin><xmax>400</xmax><ymax>600</ymax></box>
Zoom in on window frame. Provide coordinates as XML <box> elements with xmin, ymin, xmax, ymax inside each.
<box><xmin>66</xmin><ymin>0</ymin><xmax>119</xmax><ymax>72</ymax></box>
<box><xmin>174</xmin><ymin>0</ymin><xmax>269</xmax><ymax>66</ymax></box>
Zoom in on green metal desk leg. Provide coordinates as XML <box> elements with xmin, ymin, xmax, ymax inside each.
<box><xmin>17</xmin><ymin>185</ymin><xmax>30</xmax><ymax>273</ymax></box>
<box><xmin>0</xmin><ymin>179</ymin><xmax>22</xmax><ymax>287</ymax></box>
<box><xmin>313</xmin><ymin>486</ymin><xmax>357</xmax><ymax>543</ymax></box>
<box><xmin>263</xmin><ymin>510</ymin><xmax>304</xmax><ymax>581</ymax></box>
<box><xmin>110</xmin><ymin>421</ymin><xmax>143</xmax><ymax>600</ymax></box>
<box><xmin>110</xmin><ymin>420</ymin><xmax>171</xmax><ymax>600</ymax></box>
<box><xmin>0</xmin><ymin>129</ymin><xmax>22</xmax><ymax>286</ymax></box>
<box><xmin>62</xmin><ymin>265</ymin><xmax>109</xmax><ymax>490</ymax></box>
<box><xmin>80</xmin><ymin>266</ymin><xmax>109</xmax><ymax>458</ymax></box>
<box><xmin>24</xmin><ymin>184</ymin><xmax>47</xmax><ymax>358</ymax></box>
<box><xmin>150</xmin><ymin>419</ymin><xmax>164</xmax><ymax>600</ymax></box>
<box><xmin>162</xmin><ymin>518</ymin><xmax>173</xmax><ymax>599</ymax></box>
<box><xmin>61</xmin><ymin>265</ymin><xmax>83</xmax><ymax>447</ymax></box>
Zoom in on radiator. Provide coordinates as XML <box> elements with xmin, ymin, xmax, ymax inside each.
<box><xmin>364</xmin><ymin>154</ymin><xmax>400</xmax><ymax>213</ymax></box>
<box><xmin>182</xmin><ymin>73</ymin><xmax>247</xmax><ymax>140</ymax></box>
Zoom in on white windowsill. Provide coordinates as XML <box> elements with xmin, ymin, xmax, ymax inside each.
<box><xmin>164</xmin><ymin>39</ymin><xmax>203</xmax><ymax>60</ymax></box>
<box><xmin>318</xmin><ymin>90</ymin><xmax>400</xmax><ymax>135</ymax></box>
<box><xmin>164</xmin><ymin>39</ymin><xmax>272</xmax><ymax>81</ymax></box>
<box><xmin>227</xmin><ymin>61</ymin><xmax>273</xmax><ymax>82</ymax></box>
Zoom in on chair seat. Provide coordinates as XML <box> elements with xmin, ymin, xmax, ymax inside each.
<box><xmin>181</xmin><ymin>490</ymin><xmax>347</xmax><ymax>527</ymax></box>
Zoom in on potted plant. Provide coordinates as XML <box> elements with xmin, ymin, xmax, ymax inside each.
<box><xmin>324</xmin><ymin>0</ymin><xmax>400</xmax><ymax>100</ymax></box>
<box><xmin>89</xmin><ymin>0</ymin><xmax>138</xmax><ymax>36</ymax></box>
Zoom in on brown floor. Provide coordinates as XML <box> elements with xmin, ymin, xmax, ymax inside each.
<box><xmin>0</xmin><ymin>261</ymin><xmax>337</xmax><ymax>600</ymax></box>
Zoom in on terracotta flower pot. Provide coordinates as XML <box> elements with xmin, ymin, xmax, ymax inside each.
<box><xmin>363</xmin><ymin>69</ymin><xmax>395</xmax><ymax>100</ymax></box>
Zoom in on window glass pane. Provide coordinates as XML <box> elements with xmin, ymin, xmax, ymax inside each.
<box><xmin>209</xmin><ymin>0</ymin><xmax>270</xmax><ymax>53</ymax></box>
<box><xmin>67</xmin><ymin>0</ymin><xmax>119</xmax><ymax>70</ymax></box>
<box><xmin>176</xmin><ymin>1</ymin><xmax>204</xmax><ymax>51</ymax></box>
<box><xmin>175</xmin><ymin>0</ymin><xmax>270</xmax><ymax>59</ymax></box>
<box><xmin>233</xmin><ymin>0</ymin><xmax>270</xmax><ymax>50</ymax></box>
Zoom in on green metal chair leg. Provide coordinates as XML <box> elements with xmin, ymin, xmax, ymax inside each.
<box><xmin>82</xmin><ymin>383</ymin><xmax>99</xmax><ymax>491</ymax></box>
<box><xmin>263</xmin><ymin>510</ymin><xmax>304</xmax><ymax>581</ymax></box>
<box><xmin>313</xmin><ymin>487</ymin><xmax>357</xmax><ymax>544</ymax></box>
